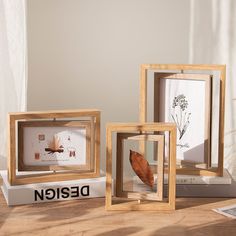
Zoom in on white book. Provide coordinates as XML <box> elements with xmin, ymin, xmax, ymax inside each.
<box><xmin>133</xmin><ymin>168</ymin><xmax>232</xmax><ymax>185</ymax></box>
<box><xmin>1</xmin><ymin>170</ymin><xmax>109</xmax><ymax>206</ymax></box>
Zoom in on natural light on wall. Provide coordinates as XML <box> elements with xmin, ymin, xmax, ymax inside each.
<box><xmin>0</xmin><ymin>0</ymin><xmax>27</xmax><ymax>169</ymax></box>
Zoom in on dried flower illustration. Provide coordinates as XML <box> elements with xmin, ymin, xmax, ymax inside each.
<box><xmin>45</xmin><ymin>136</ymin><xmax>64</xmax><ymax>154</ymax></box>
<box><xmin>171</xmin><ymin>94</ymin><xmax>191</xmax><ymax>141</ymax></box>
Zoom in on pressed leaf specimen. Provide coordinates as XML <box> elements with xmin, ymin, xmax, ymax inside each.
<box><xmin>129</xmin><ymin>150</ymin><xmax>154</xmax><ymax>188</ymax></box>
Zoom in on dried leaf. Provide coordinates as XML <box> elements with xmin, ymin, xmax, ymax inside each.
<box><xmin>45</xmin><ymin>136</ymin><xmax>64</xmax><ymax>153</ymax></box>
<box><xmin>129</xmin><ymin>150</ymin><xmax>154</xmax><ymax>188</ymax></box>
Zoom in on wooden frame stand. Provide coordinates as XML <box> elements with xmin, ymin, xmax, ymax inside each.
<box><xmin>106</xmin><ymin>123</ymin><xmax>177</xmax><ymax>211</ymax></box>
<box><xmin>8</xmin><ymin>109</ymin><xmax>101</xmax><ymax>185</ymax></box>
<box><xmin>140</xmin><ymin>64</ymin><xmax>226</xmax><ymax>176</ymax></box>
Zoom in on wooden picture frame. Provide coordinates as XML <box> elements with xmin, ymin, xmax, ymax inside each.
<box><xmin>154</xmin><ymin>73</ymin><xmax>212</xmax><ymax>168</ymax></box>
<box><xmin>116</xmin><ymin>133</ymin><xmax>164</xmax><ymax>201</ymax></box>
<box><xmin>8</xmin><ymin>109</ymin><xmax>100</xmax><ymax>185</ymax></box>
<box><xmin>106</xmin><ymin>123</ymin><xmax>176</xmax><ymax>211</ymax></box>
<box><xmin>140</xmin><ymin>64</ymin><xmax>226</xmax><ymax>176</ymax></box>
<box><xmin>18</xmin><ymin>120</ymin><xmax>92</xmax><ymax>172</ymax></box>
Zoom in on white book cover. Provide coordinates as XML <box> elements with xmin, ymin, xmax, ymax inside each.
<box><xmin>133</xmin><ymin>168</ymin><xmax>232</xmax><ymax>185</ymax></box>
<box><xmin>1</xmin><ymin>170</ymin><xmax>109</xmax><ymax>206</ymax></box>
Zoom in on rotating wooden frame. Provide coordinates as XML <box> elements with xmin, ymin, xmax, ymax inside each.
<box><xmin>8</xmin><ymin>109</ymin><xmax>100</xmax><ymax>185</ymax></box>
<box><xmin>106</xmin><ymin>123</ymin><xmax>176</xmax><ymax>211</ymax></box>
<box><xmin>140</xmin><ymin>64</ymin><xmax>226</xmax><ymax>176</ymax></box>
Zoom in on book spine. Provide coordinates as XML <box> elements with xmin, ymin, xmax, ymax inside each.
<box><xmin>2</xmin><ymin>179</ymin><xmax>107</xmax><ymax>206</ymax></box>
<box><xmin>133</xmin><ymin>174</ymin><xmax>231</xmax><ymax>185</ymax></box>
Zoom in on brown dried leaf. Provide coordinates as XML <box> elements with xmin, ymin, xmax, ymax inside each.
<box><xmin>46</xmin><ymin>136</ymin><xmax>64</xmax><ymax>153</ymax></box>
<box><xmin>53</xmin><ymin>136</ymin><xmax>61</xmax><ymax>150</ymax></box>
<box><xmin>48</xmin><ymin>136</ymin><xmax>59</xmax><ymax>150</ymax></box>
<box><xmin>129</xmin><ymin>150</ymin><xmax>154</xmax><ymax>188</ymax></box>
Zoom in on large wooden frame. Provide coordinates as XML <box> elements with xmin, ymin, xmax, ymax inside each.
<box><xmin>106</xmin><ymin>123</ymin><xmax>176</xmax><ymax>211</ymax></box>
<box><xmin>154</xmin><ymin>73</ymin><xmax>212</xmax><ymax>168</ymax></box>
<box><xmin>140</xmin><ymin>64</ymin><xmax>226</xmax><ymax>176</ymax></box>
<box><xmin>18</xmin><ymin>120</ymin><xmax>92</xmax><ymax>172</ymax></box>
<box><xmin>8</xmin><ymin>109</ymin><xmax>100</xmax><ymax>185</ymax></box>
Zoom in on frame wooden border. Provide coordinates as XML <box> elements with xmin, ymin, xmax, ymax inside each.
<box><xmin>18</xmin><ymin>120</ymin><xmax>92</xmax><ymax>172</ymax></box>
<box><xmin>106</xmin><ymin>123</ymin><xmax>176</xmax><ymax>211</ymax></box>
<box><xmin>116</xmin><ymin>133</ymin><xmax>164</xmax><ymax>201</ymax></box>
<box><xmin>140</xmin><ymin>64</ymin><xmax>226</xmax><ymax>176</ymax></box>
<box><xmin>154</xmin><ymin>73</ymin><xmax>212</xmax><ymax>168</ymax></box>
<box><xmin>8</xmin><ymin>109</ymin><xmax>100</xmax><ymax>185</ymax></box>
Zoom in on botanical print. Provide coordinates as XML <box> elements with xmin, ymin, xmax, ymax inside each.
<box><xmin>23</xmin><ymin>127</ymin><xmax>87</xmax><ymax>166</ymax></box>
<box><xmin>171</xmin><ymin>94</ymin><xmax>191</xmax><ymax>148</ymax></box>
<box><xmin>158</xmin><ymin>78</ymin><xmax>206</xmax><ymax>162</ymax></box>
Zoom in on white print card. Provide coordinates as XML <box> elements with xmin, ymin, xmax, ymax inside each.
<box><xmin>213</xmin><ymin>204</ymin><xmax>236</xmax><ymax>219</ymax></box>
<box><xmin>23</xmin><ymin>126</ymin><xmax>87</xmax><ymax>166</ymax></box>
<box><xmin>159</xmin><ymin>79</ymin><xmax>206</xmax><ymax>163</ymax></box>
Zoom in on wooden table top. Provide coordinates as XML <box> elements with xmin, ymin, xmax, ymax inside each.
<box><xmin>1</xmin><ymin>190</ymin><xmax>236</xmax><ymax>236</ymax></box>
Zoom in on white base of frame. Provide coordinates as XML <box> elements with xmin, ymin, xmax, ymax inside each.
<box><xmin>1</xmin><ymin>170</ymin><xmax>110</xmax><ymax>206</ymax></box>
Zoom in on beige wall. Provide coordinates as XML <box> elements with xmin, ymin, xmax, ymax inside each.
<box><xmin>27</xmin><ymin>0</ymin><xmax>191</xmax><ymax>171</ymax></box>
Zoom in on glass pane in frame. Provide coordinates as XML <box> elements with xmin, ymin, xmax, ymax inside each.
<box><xmin>154</xmin><ymin>73</ymin><xmax>212</xmax><ymax>169</ymax></box>
<box><xmin>117</xmin><ymin>133</ymin><xmax>165</xmax><ymax>202</ymax></box>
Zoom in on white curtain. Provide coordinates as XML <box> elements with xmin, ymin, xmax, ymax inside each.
<box><xmin>189</xmin><ymin>0</ymin><xmax>236</xmax><ymax>178</ymax></box>
<box><xmin>0</xmin><ymin>0</ymin><xmax>26</xmax><ymax>169</ymax></box>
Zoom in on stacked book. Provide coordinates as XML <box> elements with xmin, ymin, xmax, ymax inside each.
<box><xmin>133</xmin><ymin>169</ymin><xmax>235</xmax><ymax>197</ymax></box>
<box><xmin>1</xmin><ymin>170</ymin><xmax>107</xmax><ymax>206</ymax></box>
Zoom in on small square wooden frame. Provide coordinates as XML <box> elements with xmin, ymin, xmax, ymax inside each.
<box><xmin>140</xmin><ymin>64</ymin><xmax>226</xmax><ymax>176</ymax></box>
<box><xmin>106</xmin><ymin>123</ymin><xmax>176</xmax><ymax>211</ymax></box>
<box><xmin>8</xmin><ymin>109</ymin><xmax>100</xmax><ymax>185</ymax></box>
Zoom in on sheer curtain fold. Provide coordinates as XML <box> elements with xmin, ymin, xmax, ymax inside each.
<box><xmin>189</xmin><ymin>0</ymin><xmax>236</xmax><ymax>178</ymax></box>
<box><xmin>0</xmin><ymin>0</ymin><xmax>26</xmax><ymax>169</ymax></box>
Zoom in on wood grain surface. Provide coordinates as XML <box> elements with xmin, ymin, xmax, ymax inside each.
<box><xmin>0</xmin><ymin>177</ymin><xmax>236</xmax><ymax>236</ymax></box>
